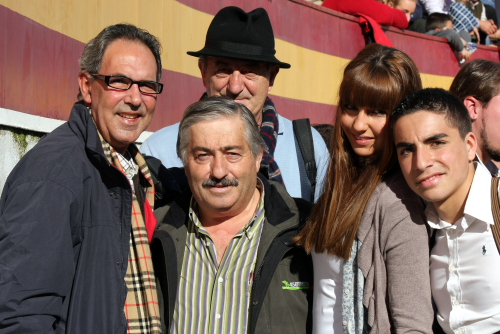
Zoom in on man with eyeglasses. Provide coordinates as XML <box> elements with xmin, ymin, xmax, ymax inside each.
<box><xmin>0</xmin><ymin>24</ymin><xmax>164</xmax><ymax>334</ymax></box>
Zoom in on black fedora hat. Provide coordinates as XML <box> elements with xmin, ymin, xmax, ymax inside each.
<box><xmin>187</xmin><ymin>6</ymin><xmax>291</xmax><ymax>69</ymax></box>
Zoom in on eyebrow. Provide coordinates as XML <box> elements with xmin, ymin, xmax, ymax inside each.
<box><xmin>396</xmin><ymin>133</ymin><xmax>449</xmax><ymax>149</ymax></box>
<box><xmin>191</xmin><ymin>145</ymin><xmax>244</xmax><ymax>153</ymax></box>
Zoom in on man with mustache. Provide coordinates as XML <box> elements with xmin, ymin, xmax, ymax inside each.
<box><xmin>392</xmin><ymin>88</ymin><xmax>500</xmax><ymax>333</ymax></box>
<box><xmin>141</xmin><ymin>6</ymin><xmax>329</xmax><ymax>202</ymax></box>
<box><xmin>0</xmin><ymin>24</ymin><xmax>164</xmax><ymax>333</ymax></box>
<box><xmin>151</xmin><ymin>97</ymin><xmax>313</xmax><ymax>334</ymax></box>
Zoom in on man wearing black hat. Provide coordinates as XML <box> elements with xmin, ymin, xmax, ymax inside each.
<box><xmin>141</xmin><ymin>6</ymin><xmax>329</xmax><ymax>203</ymax></box>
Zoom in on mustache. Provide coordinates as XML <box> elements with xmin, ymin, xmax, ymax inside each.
<box><xmin>202</xmin><ymin>177</ymin><xmax>239</xmax><ymax>187</ymax></box>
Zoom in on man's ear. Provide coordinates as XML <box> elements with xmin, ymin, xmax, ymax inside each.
<box><xmin>78</xmin><ymin>72</ymin><xmax>93</xmax><ymax>105</ymax></box>
<box><xmin>268</xmin><ymin>65</ymin><xmax>280</xmax><ymax>92</ymax></box>
<box><xmin>464</xmin><ymin>96</ymin><xmax>482</xmax><ymax>121</ymax></box>
<box><xmin>465</xmin><ymin>131</ymin><xmax>478</xmax><ymax>162</ymax></box>
<box><xmin>255</xmin><ymin>150</ymin><xmax>264</xmax><ymax>171</ymax></box>
<box><xmin>198</xmin><ymin>58</ymin><xmax>209</xmax><ymax>89</ymax></box>
<box><xmin>387</xmin><ymin>1</ymin><xmax>395</xmax><ymax>8</ymax></box>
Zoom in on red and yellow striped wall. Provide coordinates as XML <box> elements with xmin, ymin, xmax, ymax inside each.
<box><xmin>1</xmin><ymin>0</ymin><xmax>499</xmax><ymax>131</ymax></box>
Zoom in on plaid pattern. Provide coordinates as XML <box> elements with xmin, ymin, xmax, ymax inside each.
<box><xmin>260</xmin><ymin>99</ymin><xmax>285</xmax><ymax>185</ymax></box>
<box><xmin>99</xmin><ymin>135</ymin><xmax>161</xmax><ymax>334</ymax></box>
<box><xmin>171</xmin><ymin>180</ymin><xmax>265</xmax><ymax>334</ymax></box>
<box><xmin>450</xmin><ymin>2</ymin><xmax>479</xmax><ymax>32</ymax></box>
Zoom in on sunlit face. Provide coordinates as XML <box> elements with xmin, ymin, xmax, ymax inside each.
<box><xmin>184</xmin><ymin>116</ymin><xmax>262</xmax><ymax>218</ymax></box>
<box><xmin>200</xmin><ymin>57</ymin><xmax>278</xmax><ymax>125</ymax></box>
<box><xmin>390</xmin><ymin>0</ymin><xmax>416</xmax><ymax>22</ymax></box>
<box><xmin>78</xmin><ymin>39</ymin><xmax>158</xmax><ymax>154</ymax></box>
<box><xmin>394</xmin><ymin>111</ymin><xmax>476</xmax><ymax>210</ymax></box>
<box><xmin>476</xmin><ymin>93</ymin><xmax>500</xmax><ymax>162</ymax></box>
<box><xmin>340</xmin><ymin>105</ymin><xmax>389</xmax><ymax>157</ymax></box>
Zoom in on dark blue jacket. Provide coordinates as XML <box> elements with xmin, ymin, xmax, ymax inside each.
<box><xmin>0</xmin><ymin>102</ymin><xmax>135</xmax><ymax>333</ymax></box>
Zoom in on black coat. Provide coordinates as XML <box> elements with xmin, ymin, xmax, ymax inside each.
<box><xmin>0</xmin><ymin>102</ymin><xmax>137</xmax><ymax>333</ymax></box>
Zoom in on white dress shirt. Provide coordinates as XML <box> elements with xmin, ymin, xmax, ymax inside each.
<box><xmin>427</xmin><ymin>162</ymin><xmax>500</xmax><ymax>334</ymax></box>
<box><xmin>311</xmin><ymin>251</ymin><xmax>344</xmax><ymax>334</ymax></box>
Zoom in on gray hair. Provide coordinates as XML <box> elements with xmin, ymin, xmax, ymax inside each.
<box><xmin>79</xmin><ymin>23</ymin><xmax>162</xmax><ymax>81</ymax></box>
<box><xmin>177</xmin><ymin>96</ymin><xmax>266</xmax><ymax>164</ymax></box>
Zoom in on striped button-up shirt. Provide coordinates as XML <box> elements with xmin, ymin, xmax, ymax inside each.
<box><xmin>171</xmin><ymin>181</ymin><xmax>265</xmax><ymax>334</ymax></box>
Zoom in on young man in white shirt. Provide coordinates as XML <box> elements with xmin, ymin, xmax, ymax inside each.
<box><xmin>392</xmin><ymin>88</ymin><xmax>500</xmax><ymax>334</ymax></box>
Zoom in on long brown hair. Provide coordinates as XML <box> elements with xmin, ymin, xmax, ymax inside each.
<box><xmin>295</xmin><ymin>44</ymin><xmax>422</xmax><ymax>260</ymax></box>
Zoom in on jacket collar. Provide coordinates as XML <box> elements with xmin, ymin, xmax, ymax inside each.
<box><xmin>67</xmin><ymin>102</ymin><xmax>109</xmax><ymax>165</ymax></box>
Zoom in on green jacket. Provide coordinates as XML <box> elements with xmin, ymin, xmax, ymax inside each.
<box><xmin>151</xmin><ymin>177</ymin><xmax>313</xmax><ymax>334</ymax></box>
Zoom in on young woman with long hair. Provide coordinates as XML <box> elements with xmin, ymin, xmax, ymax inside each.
<box><xmin>296</xmin><ymin>44</ymin><xmax>434</xmax><ymax>333</ymax></box>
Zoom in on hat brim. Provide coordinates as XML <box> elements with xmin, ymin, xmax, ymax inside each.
<box><xmin>187</xmin><ymin>48</ymin><xmax>291</xmax><ymax>69</ymax></box>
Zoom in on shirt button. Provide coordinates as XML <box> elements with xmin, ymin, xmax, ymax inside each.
<box><xmin>342</xmin><ymin>321</ymin><xmax>348</xmax><ymax>326</ymax></box>
<box><xmin>216</xmin><ymin>314</ymin><xmax>221</xmax><ymax>319</ymax></box>
<box><xmin>218</xmin><ymin>277</ymin><xmax>224</xmax><ymax>283</ymax></box>
<box><xmin>453</xmin><ymin>300</ymin><xmax>461</xmax><ymax>306</ymax></box>
<box><xmin>449</xmin><ymin>265</ymin><xmax>455</xmax><ymax>272</ymax></box>
<box><xmin>206</xmin><ymin>241</ymin><xmax>211</xmax><ymax>247</ymax></box>
<box><xmin>344</xmin><ymin>289</ymin><xmax>350</xmax><ymax>295</ymax></box>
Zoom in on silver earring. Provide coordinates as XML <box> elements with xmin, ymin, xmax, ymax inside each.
<box><xmin>473</xmin><ymin>116</ymin><xmax>477</xmax><ymax>120</ymax></box>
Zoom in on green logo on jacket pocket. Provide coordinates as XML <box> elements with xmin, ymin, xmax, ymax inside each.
<box><xmin>282</xmin><ymin>280</ymin><xmax>310</xmax><ymax>290</ymax></box>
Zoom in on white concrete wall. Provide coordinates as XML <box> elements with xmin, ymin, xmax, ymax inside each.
<box><xmin>0</xmin><ymin>127</ymin><xmax>43</xmax><ymax>193</ymax></box>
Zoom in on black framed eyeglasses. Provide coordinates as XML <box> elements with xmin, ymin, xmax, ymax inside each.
<box><xmin>91</xmin><ymin>74</ymin><xmax>163</xmax><ymax>94</ymax></box>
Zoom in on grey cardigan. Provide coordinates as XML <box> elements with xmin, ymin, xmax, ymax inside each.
<box><xmin>357</xmin><ymin>171</ymin><xmax>434</xmax><ymax>333</ymax></box>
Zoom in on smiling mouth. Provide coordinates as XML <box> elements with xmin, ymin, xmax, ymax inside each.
<box><xmin>418</xmin><ymin>173</ymin><xmax>443</xmax><ymax>186</ymax></box>
<box><xmin>118</xmin><ymin>113</ymin><xmax>140</xmax><ymax>119</ymax></box>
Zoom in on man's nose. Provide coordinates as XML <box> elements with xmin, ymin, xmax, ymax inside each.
<box><xmin>124</xmin><ymin>83</ymin><xmax>143</xmax><ymax>107</ymax></box>
<box><xmin>227</xmin><ymin>71</ymin><xmax>244</xmax><ymax>95</ymax></box>
<box><xmin>211</xmin><ymin>155</ymin><xmax>229</xmax><ymax>179</ymax></box>
<box><xmin>414</xmin><ymin>148</ymin><xmax>434</xmax><ymax>171</ymax></box>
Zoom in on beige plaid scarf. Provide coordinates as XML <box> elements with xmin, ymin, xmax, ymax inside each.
<box><xmin>99</xmin><ymin>135</ymin><xmax>161</xmax><ymax>334</ymax></box>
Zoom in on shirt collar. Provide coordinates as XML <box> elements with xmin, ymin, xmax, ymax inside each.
<box><xmin>426</xmin><ymin>161</ymin><xmax>494</xmax><ymax>230</ymax></box>
<box><xmin>188</xmin><ymin>177</ymin><xmax>265</xmax><ymax>240</ymax></box>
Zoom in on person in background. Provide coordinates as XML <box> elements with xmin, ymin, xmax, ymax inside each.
<box><xmin>322</xmin><ymin>0</ymin><xmax>411</xmax><ymax>28</ymax></box>
<box><xmin>295</xmin><ymin>43</ymin><xmax>434</xmax><ymax>334</ymax></box>
<box><xmin>465</xmin><ymin>0</ymin><xmax>500</xmax><ymax>43</ymax></box>
<box><xmin>393</xmin><ymin>88</ymin><xmax>500</xmax><ymax>334</ymax></box>
<box><xmin>426</xmin><ymin>13</ymin><xmax>472</xmax><ymax>61</ymax></box>
<box><xmin>141</xmin><ymin>6</ymin><xmax>329</xmax><ymax>203</ymax></box>
<box><xmin>450</xmin><ymin>59</ymin><xmax>500</xmax><ymax>176</ymax></box>
<box><xmin>387</xmin><ymin>0</ymin><xmax>418</xmax><ymax>21</ymax></box>
<box><xmin>450</xmin><ymin>0</ymin><xmax>497</xmax><ymax>43</ymax></box>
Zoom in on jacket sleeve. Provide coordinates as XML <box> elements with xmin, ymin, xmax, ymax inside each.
<box><xmin>323</xmin><ymin>0</ymin><xmax>409</xmax><ymax>29</ymax></box>
<box><xmin>382</xmin><ymin>199</ymin><xmax>434</xmax><ymax>334</ymax></box>
<box><xmin>0</xmin><ymin>180</ymin><xmax>78</xmax><ymax>333</ymax></box>
<box><xmin>428</xmin><ymin>30</ymin><xmax>465</xmax><ymax>52</ymax></box>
